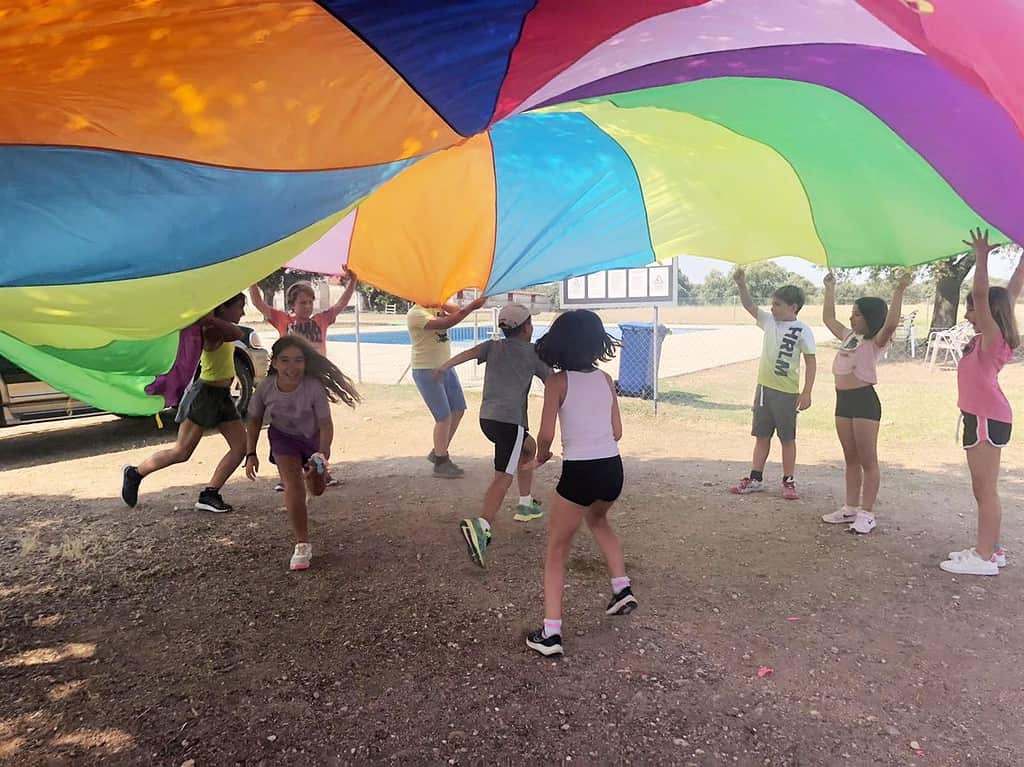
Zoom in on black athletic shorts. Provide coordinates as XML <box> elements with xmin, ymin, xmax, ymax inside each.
<box><xmin>178</xmin><ymin>382</ymin><xmax>239</xmax><ymax>429</ymax></box>
<box><xmin>962</xmin><ymin>411</ymin><xmax>1012</xmax><ymax>449</ymax></box>
<box><xmin>835</xmin><ymin>386</ymin><xmax>881</xmax><ymax>421</ymax></box>
<box><xmin>480</xmin><ymin>418</ymin><xmax>528</xmax><ymax>474</ymax></box>
<box><xmin>556</xmin><ymin>455</ymin><xmax>624</xmax><ymax>507</ymax></box>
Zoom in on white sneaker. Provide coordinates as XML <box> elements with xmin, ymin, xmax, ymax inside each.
<box><xmin>822</xmin><ymin>505</ymin><xmax>859</xmax><ymax>524</ymax></box>
<box><xmin>939</xmin><ymin>548</ymin><xmax>998</xmax><ymax>576</ymax></box>
<box><xmin>289</xmin><ymin>543</ymin><xmax>312</xmax><ymax>571</ymax></box>
<box><xmin>848</xmin><ymin>510</ymin><xmax>876</xmax><ymax>534</ymax></box>
<box><xmin>948</xmin><ymin>547</ymin><xmax>1007</xmax><ymax>568</ymax></box>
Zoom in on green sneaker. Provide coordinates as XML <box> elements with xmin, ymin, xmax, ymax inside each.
<box><xmin>513</xmin><ymin>499</ymin><xmax>544</xmax><ymax>522</ymax></box>
<box><xmin>459</xmin><ymin>517</ymin><xmax>491</xmax><ymax>567</ymax></box>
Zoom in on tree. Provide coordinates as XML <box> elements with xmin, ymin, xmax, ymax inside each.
<box><xmin>255</xmin><ymin>267</ymin><xmax>323</xmax><ymax>305</ymax></box>
<box><xmin>698</xmin><ymin>269</ymin><xmax>734</xmax><ymax>304</ymax></box>
<box><xmin>676</xmin><ymin>273</ymin><xmax>694</xmax><ymax>303</ymax></box>
<box><xmin>358</xmin><ymin>285</ymin><xmax>410</xmax><ymax>313</ymax></box>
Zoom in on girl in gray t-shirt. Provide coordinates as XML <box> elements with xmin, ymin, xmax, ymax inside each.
<box><xmin>244</xmin><ymin>336</ymin><xmax>359</xmax><ymax>572</ymax></box>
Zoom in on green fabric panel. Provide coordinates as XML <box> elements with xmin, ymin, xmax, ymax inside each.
<box><xmin>585</xmin><ymin>78</ymin><xmax>1005</xmax><ymax>267</ymax></box>
<box><xmin>0</xmin><ymin>332</ymin><xmax>177</xmax><ymax>416</ymax></box>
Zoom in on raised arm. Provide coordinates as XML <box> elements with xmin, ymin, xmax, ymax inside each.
<box><xmin>1008</xmin><ymin>245</ymin><xmax>1024</xmax><ymax>303</ymax></box>
<box><xmin>965</xmin><ymin>228</ymin><xmax>1001</xmax><ymax>349</ymax></box>
<box><xmin>202</xmin><ymin>314</ymin><xmax>243</xmax><ymax>345</ymax></box>
<box><xmin>535</xmin><ymin>372</ymin><xmax>565</xmax><ymax>466</ymax></box>
<box><xmin>873</xmin><ymin>270</ymin><xmax>913</xmax><ymax>348</ymax></box>
<box><xmin>732</xmin><ymin>267</ymin><xmax>758</xmax><ymax>319</ymax></box>
<box><xmin>423</xmin><ymin>296</ymin><xmax>487</xmax><ymax>330</ymax></box>
<box><xmin>822</xmin><ymin>272</ymin><xmax>849</xmax><ymax>340</ymax></box>
<box><xmin>323</xmin><ymin>270</ymin><xmax>358</xmax><ymax>323</ymax></box>
<box><xmin>248</xmin><ymin>285</ymin><xmax>275</xmax><ymax>321</ymax></box>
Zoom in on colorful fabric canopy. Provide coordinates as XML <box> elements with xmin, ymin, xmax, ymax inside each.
<box><xmin>2</xmin><ymin>1</ymin><xmax>1022</xmax><ymax>414</ymax></box>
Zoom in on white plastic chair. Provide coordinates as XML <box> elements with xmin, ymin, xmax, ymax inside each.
<box><xmin>927</xmin><ymin>321</ymin><xmax>974</xmax><ymax>370</ymax></box>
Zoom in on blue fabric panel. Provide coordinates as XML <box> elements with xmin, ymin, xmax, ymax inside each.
<box><xmin>0</xmin><ymin>146</ymin><xmax>409</xmax><ymax>287</ymax></box>
<box><xmin>318</xmin><ymin>0</ymin><xmax>535</xmax><ymax>135</ymax></box>
<box><xmin>485</xmin><ymin>112</ymin><xmax>654</xmax><ymax>295</ymax></box>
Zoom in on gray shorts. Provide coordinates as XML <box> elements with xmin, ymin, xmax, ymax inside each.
<box><xmin>412</xmin><ymin>368</ymin><xmax>467</xmax><ymax>422</ymax></box>
<box><xmin>751</xmin><ymin>385</ymin><xmax>798</xmax><ymax>442</ymax></box>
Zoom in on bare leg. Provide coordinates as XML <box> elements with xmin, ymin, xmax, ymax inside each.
<box><xmin>584</xmin><ymin>500</ymin><xmax>625</xmax><ymax>579</ymax></box>
<box><xmin>780</xmin><ymin>440</ymin><xmax>797</xmax><ymax>478</ymax></box>
<box><xmin>137</xmin><ymin>420</ymin><xmax>204</xmax><ymax>477</ymax></box>
<box><xmin>852</xmin><ymin>419</ymin><xmax>881</xmax><ymax>512</ymax></box>
<box><xmin>835</xmin><ymin>417</ymin><xmax>862</xmax><ymax>507</ymax></box>
<box><xmin>751</xmin><ymin>437</ymin><xmax>771</xmax><ymax>473</ymax></box>
<box><xmin>517</xmin><ymin>435</ymin><xmax>537</xmax><ymax>496</ymax></box>
<box><xmin>967</xmin><ymin>442</ymin><xmax>1002</xmax><ymax>560</ymax></box>
<box><xmin>480</xmin><ymin>472</ymin><xmax>514</xmax><ymax>524</ymax></box>
<box><xmin>208</xmin><ymin>419</ymin><xmax>247</xmax><ymax>489</ymax></box>
<box><xmin>542</xmin><ymin>494</ymin><xmax>586</xmax><ymax>622</ymax></box>
<box><xmin>276</xmin><ymin>455</ymin><xmax>308</xmax><ymax>543</ymax></box>
<box><xmin>433</xmin><ymin>416</ymin><xmax>453</xmax><ymax>457</ymax></box>
<box><xmin>447</xmin><ymin>409</ymin><xmax>465</xmax><ymax>451</ymax></box>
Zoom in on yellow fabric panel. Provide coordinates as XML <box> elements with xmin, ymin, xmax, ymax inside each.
<box><xmin>563</xmin><ymin>102</ymin><xmax>828</xmax><ymax>265</ymax></box>
<box><xmin>347</xmin><ymin>133</ymin><xmax>497</xmax><ymax>305</ymax></box>
<box><xmin>0</xmin><ymin>1</ymin><xmax>458</xmax><ymax>170</ymax></box>
<box><xmin>0</xmin><ymin>209</ymin><xmax>350</xmax><ymax>349</ymax></box>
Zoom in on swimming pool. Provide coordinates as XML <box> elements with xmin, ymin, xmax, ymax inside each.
<box><xmin>327</xmin><ymin>324</ymin><xmax>708</xmax><ymax>345</ymax></box>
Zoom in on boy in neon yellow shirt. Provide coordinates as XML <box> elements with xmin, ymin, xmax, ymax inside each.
<box><xmin>730</xmin><ymin>268</ymin><xmax>816</xmax><ymax>500</ymax></box>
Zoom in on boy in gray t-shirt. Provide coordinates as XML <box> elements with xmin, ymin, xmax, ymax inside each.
<box><xmin>433</xmin><ymin>303</ymin><xmax>551</xmax><ymax>567</ymax></box>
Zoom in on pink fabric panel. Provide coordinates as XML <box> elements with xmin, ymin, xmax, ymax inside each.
<box><xmin>286</xmin><ymin>210</ymin><xmax>355</xmax><ymax>276</ymax></box>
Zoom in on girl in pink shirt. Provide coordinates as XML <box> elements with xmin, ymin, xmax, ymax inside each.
<box><xmin>942</xmin><ymin>229</ymin><xmax>1022</xmax><ymax>577</ymax></box>
<box><xmin>820</xmin><ymin>271</ymin><xmax>912</xmax><ymax>535</ymax></box>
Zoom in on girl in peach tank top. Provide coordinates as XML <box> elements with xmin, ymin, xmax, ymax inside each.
<box><xmin>820</xmin><ymin>271</ymin><xmax>912</xmax><ymax>535</ymax></box>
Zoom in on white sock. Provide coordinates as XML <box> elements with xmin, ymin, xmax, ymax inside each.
<box><xmin>518</xmin><ymin>495</ymin><xmax>533</xmax><ymax>507</ymax></box>
<box><xmin>542</xmin><ymin>618</ymin><xmax>562</xmax><ymax>638</ymax></box>
<box><xmin>611</xmin><ymin>576</ymin><xmax>631</xmax><ymax>593</ymax></box>
<box><xmin>479</xmin><ymin>518</ymin><xmax>491</xmax><ymax>532</ymax></box>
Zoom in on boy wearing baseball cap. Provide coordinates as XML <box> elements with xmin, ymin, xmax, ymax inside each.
<box><xmin>433</xmin><ymin>303</ymin><xmax>552</xmax><ymax>567</ymax></box>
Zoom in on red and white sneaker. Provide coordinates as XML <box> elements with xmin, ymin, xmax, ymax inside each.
<box><xmin>730</xmin><ymin>477</ymin><xmax>764</xmax><ymax>495</ymax></box>
<box><xmin>781</xmin><ymin>479</ymin><xmax>799</xmax><ymax>501</ymax></box>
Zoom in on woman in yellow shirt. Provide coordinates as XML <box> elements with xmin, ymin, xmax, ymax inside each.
<box><xmin>121</xmin><ymin>293</ymin><xmax>249</xmax><ymax>513</ymax></box>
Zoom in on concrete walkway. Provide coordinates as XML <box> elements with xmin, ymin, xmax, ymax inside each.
<box><xmin>320</xmin><ymin>324</ymin><xmax>834</xmax><ymax>387</ymax></box>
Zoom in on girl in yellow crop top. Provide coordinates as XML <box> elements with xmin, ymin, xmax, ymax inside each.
<box><xmin>120</xmin><ymin>293</ymin><xmax>249</xmax><ymax>514</ymax></box>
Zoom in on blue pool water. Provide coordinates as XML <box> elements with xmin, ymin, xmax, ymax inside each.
<box><xmin>327</xmin><ymin>324</ymin><xmax>707</xmax><ymax>345</ymax></box>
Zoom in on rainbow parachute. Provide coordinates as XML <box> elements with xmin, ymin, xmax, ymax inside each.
<box><xmin>2</xmin><ymin>1</ymin><xmax>1022</xmax><ymax>414</ymax></box>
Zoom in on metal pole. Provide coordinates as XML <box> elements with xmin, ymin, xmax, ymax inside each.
<box><xmin>354</xmin><ymin>292</ymin><xmax>363</xmax><ymax>384</ymax></box>
<box><xmin>652</xmin><ymin>304</ymin><xmax>659</xmax><ymax>415</ymax></box>
<box><xmin>473</xmin><ymin>307</ymin><xmax>480</xmax><ymax>380</ymax></box>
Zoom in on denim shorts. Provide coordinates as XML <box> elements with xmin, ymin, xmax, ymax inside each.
<box><xmin>412</xmin><ymin>368</ymin><xmax>467</xmax><ymax>422</ymax></box>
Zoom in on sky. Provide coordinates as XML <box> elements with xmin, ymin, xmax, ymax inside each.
<box><xmin>676</xmin><ymin>254</ymin><xmax>1019</xmax><ymax>285</ymax></box>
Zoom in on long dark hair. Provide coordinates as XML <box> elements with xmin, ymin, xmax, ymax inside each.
<box><xmin>269</xmin><ymin>336</ymin><xmax>360</xmax><ymax>408</ymax></box>
<box><xmin>967</xmin><ymin>287</ymin><xmax>1021</xmax><ymax>349</ymax></box>
<box><xmin>854</xmin><ymin>297</ymin><xmax>888</xmax><ymax>340</ymax></box>
<box><xmin>535</xmin><ymin>310</ymin><xmax>619</xmax><ymax>371</ymax></box>
<box><xmin>214</xmin><ymin>293</ymin><xmax>245</xmax><ymax>317</ymax></box>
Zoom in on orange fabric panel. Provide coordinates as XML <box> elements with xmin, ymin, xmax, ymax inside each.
<box><xmin>0</xmin><ymin>1</ymin><xmax>458</xmax><ymax>169</ymax></box>
<box><xmin>348</xmin><ymin>134</ymin><xmax>496</xmax><ymax>305</ymax></box>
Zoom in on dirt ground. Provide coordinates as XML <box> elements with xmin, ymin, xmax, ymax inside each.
<box><xmin>2</xmin><ymin>359</ymin><xmax>1023</xmax><ymax>766</ymax></box>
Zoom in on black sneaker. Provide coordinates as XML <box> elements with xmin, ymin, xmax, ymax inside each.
<box><xmin>195</xmin><ymin>489</ymin><xmax>232</xmax><ymax>513</ymax></box>
<box><xmin>525</xmin><ymin>629</ymin><xmax>563</xmax><ymax>657</ymax></box>
<box><xmin>606</xmin><ymin>586</ymin><xmax>638</xmax><ymax>616</ymax></box>
<box><xmin>121</xmin><ymin>465</ymin><xmax>142</xmax><ymax>508</ymax></box>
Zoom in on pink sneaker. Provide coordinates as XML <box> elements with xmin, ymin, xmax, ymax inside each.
<box><xmin>730</xmin><ymin>477</ymin><xmax>764</xmax><ymax>495</ymax></box>
<box><xmin>782</xmin><ymin>479</ymin><xmax>799</xmax><ymax>500</ymax></box>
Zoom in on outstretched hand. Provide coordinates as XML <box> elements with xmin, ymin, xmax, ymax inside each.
<box><xmin>823</xmin><ymin>271</ymin><xmax>836</xmax><ymax>288</ymax></box>
<box><xmin>468</xmin><ymin>296</ymin><xmax>487</xmax><ymax>311</ymax></box>
<box><xmin>964</xmin><ymin>228</ymin><xmax>994</xmax><ymax>257</ymax></box>
<box><xmin>732</xmin><ymin>267</ymin><xmax>746</xmax><ymax>285</ymax></box>
<box><xmin>895</xmin><ymin>269</ymin><xmax>913</xmax><ymax>290</ymax></box>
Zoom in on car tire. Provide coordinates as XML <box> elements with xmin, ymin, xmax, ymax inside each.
<box><xmin>233</xmin><ymin>353</ymin><xmax>255</xmax><ymax>417</ymax></box>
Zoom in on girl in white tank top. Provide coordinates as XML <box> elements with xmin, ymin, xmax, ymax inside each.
<box><xmin>525</xmin><ymin>310</ymin><xmax>636</xmax><ymax>658</ymax></box>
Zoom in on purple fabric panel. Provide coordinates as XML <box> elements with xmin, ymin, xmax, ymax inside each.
<box><xmin>144</xmin><ymin>322</ymin><xmax>202</xmax><ymax>408</ymax></box>
<box><xmin>541</xmin><ymin>44</ymin><xmax>1023</xmax><ymax>244</ymax></box>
